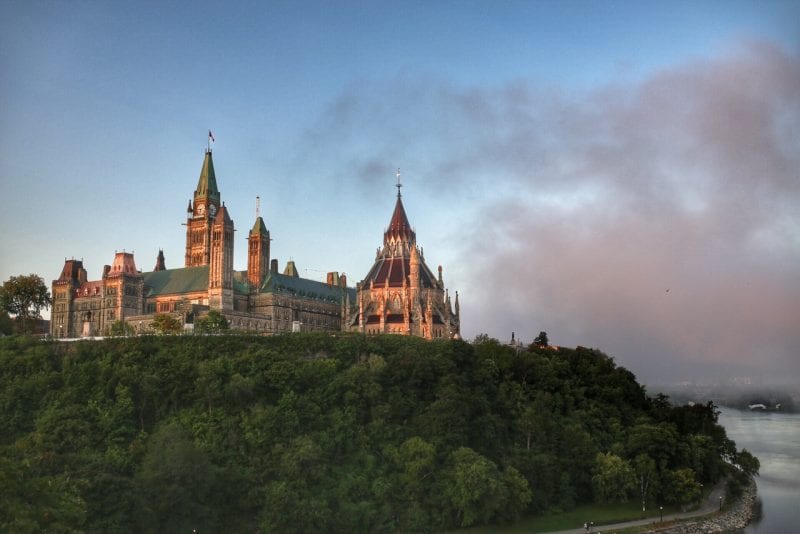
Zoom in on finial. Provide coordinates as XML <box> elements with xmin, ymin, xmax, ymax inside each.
<box><xmin>396</xmin><ymin>168</ymin><xmax>402</xmax><ymax>198</ymax></box>
<box><xmin>256</xmin><ymin>195</ymin><xmax>260</xmax><ymax>219</ymax></box>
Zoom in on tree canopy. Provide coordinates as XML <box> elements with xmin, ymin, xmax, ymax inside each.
<box><xmin>0</xmin><ymin>333</ymin><xmax>752</xmax><ymax>531</ymax></box>
<box><xmin>0</xmin><ymin>274</ymin><xmax>50</xmax><ymax>333</ymax></box>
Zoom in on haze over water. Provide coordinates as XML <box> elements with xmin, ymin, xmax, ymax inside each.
<box><xmin>717</xmin><ymin>408</ymin><xmax>800</xmax><ymax>533</ymax></box>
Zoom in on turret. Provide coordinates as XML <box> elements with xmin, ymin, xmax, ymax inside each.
<box><xmin>208</xmin><ymin>202</ymin><xmax>234</xmax><ymax>310</ymax></box>
<box><xmin>154</xmin><ymin>249</ymin><xmax>166</xmax><ymax>271</ymax></box>
<box><xmin>247</xmin><ymin>197</ymin><xmax>270</xmax><ymax>288</ymax></box>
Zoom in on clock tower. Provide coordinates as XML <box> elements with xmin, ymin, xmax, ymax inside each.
<box><xmin>185</xmin><ymin>149</ymin><xmax>222</xmax><ymax>267</ymax></box>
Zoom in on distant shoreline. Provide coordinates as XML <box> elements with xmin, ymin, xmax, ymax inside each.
<box><xmin>651</xmin><ymin>384</ymin><xmax>799</xmax><ymax>414</ymax></box>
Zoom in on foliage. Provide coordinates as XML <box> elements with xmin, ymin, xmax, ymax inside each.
<box><xmin>0</xmin><ymin>274</ymin><xmax>51</xmax><ymax>333</ymax></box>
<box><xmin>592</xmin><ymin>452</ymin><xmax>636</xmax><ymax>504</ymax></box>
<box><xmin>105</xmin><ymin>320</ymin><xmax>135</xmax><ymax>337</ymax></box>
<box><xmin>195</xmin><ymin>309</ymin><xmax>229</xmax><ymax>334</ymax></box>
<box><xmin>663</xmin><ymin>468</ymin><xmax>702</xmax><ymax>506</ymax></box>
<box><xmin>0</xmin><ymin>333</ymin><xmax>752</xmax><ymax>531</ymax></box>
<box><xmin>533</xmin><ymin>331</ymin><xmax>549</xmax><ymax>347</ymax></box>
<box><xmin>0</xmin><ymin>311</ymin><xmax>13</xmax><ymax>335</ymax></box>
<box><xmin>150</xmin><ymin>314</ymin><xmax>182</xmax><ymax>335</ymax></box>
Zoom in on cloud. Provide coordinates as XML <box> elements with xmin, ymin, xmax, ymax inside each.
<box><xmin>300</xmin><ymin>41</ymin><xmax>800</xmax><ymax>384</ymax></box>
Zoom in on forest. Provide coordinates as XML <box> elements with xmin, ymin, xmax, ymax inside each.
<box><xmin>0</xmin><ymin>333</ymin><xmax>757</xmax><ymax>532</ymax></box>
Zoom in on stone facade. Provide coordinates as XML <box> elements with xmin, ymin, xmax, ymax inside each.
<box><xmin>50</xmin><ymin>150</ymin><xmax>460</xmax><ymax>339</ymax></box>
<box><xmin>348</xmin><ymin>187</ymin><xmax>460</xmax><ymax>340</ymax></box>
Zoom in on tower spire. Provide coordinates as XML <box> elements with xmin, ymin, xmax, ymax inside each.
<box><xmin>256</xmin><ymin>195</ymin><xmax>260</xmax><ymax>218</ymax></box>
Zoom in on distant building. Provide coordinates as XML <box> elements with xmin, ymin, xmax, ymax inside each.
<box><xmin>348</xmin><ymin>182</ymin><xmax>460</xmax><ymax>339</ymax></box>
<box><xmin>50</xmin><ymin>149</ymin><xmax>460</xmax><ymax>339</ymax></box>
<box><xmin>51</xmin><ymin>150</ymin><xmax>352</xmax><ymax>337</ymax></box>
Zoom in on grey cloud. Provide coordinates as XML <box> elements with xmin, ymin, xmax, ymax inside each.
<box><xmin>299</xmin><ymin>41</ymin><xmax>800</xmax><ymax>384</ymax></box>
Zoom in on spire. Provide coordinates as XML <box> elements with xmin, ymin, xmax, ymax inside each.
<box><xmin>385</xmin><ymin>193</ymin><xmax>415</xmax><ymax>244</ymax></box>
<box><xmin>154</xmin><ymin>249</ymin><xmax>166</xmax><ymax>271</ymax></box>
<box><xmin>251</xmin><ymin>216</ymin><xmax>268</xmax><ymax>235</ymax></box>
<box><xmin>396</xmin><ymin>168</ymin><xmax>402</xmax><ymax>198</ymax></box>
<box><xmin>195</xmin><ymin>150</ymin><xmax>220</xmax><ymax>201</ymax></box>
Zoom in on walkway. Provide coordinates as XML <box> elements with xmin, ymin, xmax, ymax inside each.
<box><xmin>542</xmin><ymin>480</ymin><xmax>726</xmax><ymax>534</ymax></box>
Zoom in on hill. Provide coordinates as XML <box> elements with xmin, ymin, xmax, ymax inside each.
<box><xmin>0</xmin><ymin>334</ymin><xmax>755</xmax><ymax>532</ymax></box>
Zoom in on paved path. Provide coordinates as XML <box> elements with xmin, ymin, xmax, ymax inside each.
<box><xmin>542</xmin><ymin>480</ymin><xmax>726</xmax><ymax>534</ymax></box>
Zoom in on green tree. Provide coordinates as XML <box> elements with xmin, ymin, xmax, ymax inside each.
<box><xmin>106</xmin><ymin>320</ymin><xmax>135</xmax><ymax>337</ymax></box>
<box><xmin>735</xmin><ymin>449</ymin><xmax>760</xmax><ymax>477</ymax></box>
<box><xmin>533</xmin><ymin>331</ymin><xmax>549</xmax><ymax>347</ymax></box>
<box><xmin>135</xmin><ymin>421</ymin><xmax>219</xmax><ymax>531</ymax></box>
<box><xmin>633</xmin><ymin>454</ymin><xmax>658</xmax><ymax>512</ymax></box>
<box><xmin>592</xmin><ymin>452</ymin><xmax>636</xmax><ymax>504</ymax></box>
<box><xmin>195</xmin><ymin>309</ymin><xmax>229</xmax><ymax>334</ymax></box>
<box><xmin>441</xmin><ymin>447</ymin><xmax>531</xmax><ymax>527</ymax></box>
<box><xmin>150</xmin><ymin>314</ymin><xmax>182</xmax><ymax>335</ymax></box>
<box><xmin>663</xmin><ymin>468</ymin><xmax>702</xmax><ymax>506</ymax></box>
<box><xmin>0</xmin><ymin>311</ymin><xmax>13</xmax><ymax>335</ymax></box>
<box><xmin>0</xmin><ymin>274</ymin><xmax>51</xmax><ymax>333</ymax></box>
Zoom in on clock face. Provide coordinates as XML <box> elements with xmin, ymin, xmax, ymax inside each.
<box><xmin>209</xmin><ymin>204</ymin><xmax>217</xmax><ymax>217</ymax></box>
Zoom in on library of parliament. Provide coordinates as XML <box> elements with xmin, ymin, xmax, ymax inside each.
<box><xmin>50</xmin><ymin>149</ymin><xmax>460</xmax><ymax>340</ymax></box>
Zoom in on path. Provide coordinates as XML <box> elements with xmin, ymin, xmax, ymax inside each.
<box><xmin>542</xmin><ymin>479</ymin><xmax>726</xmax><ymax>534</ymax></box>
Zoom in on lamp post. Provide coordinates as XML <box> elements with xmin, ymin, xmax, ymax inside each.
<box><xmin>719</xmin><ymin>496</ymin><xmax>723</xmax><ymax>510</ymax></box>
<box><xmin>59</xmin><ymin>324</ymin><xmax>63</xmax><ymax>338</ymax></box>
<box><xmin>660</xmin><ymin>506</ymin><xmax>663</xmax><ymax>522</ymax></box>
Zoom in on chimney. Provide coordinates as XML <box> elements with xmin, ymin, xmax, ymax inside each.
<box><xmin>340</xmin><ymin>273</ymin><xmax>347</xmax><ymax>287</ymax></box>
<box><xmin>270</xmin><ymin>259</ymin><xmax>278</xmax><ymax>273</ymax></box>
<box><xmin>327</xmin><ymin>272</ymin><xmax>340</xmax><ymax>286</ymax></box>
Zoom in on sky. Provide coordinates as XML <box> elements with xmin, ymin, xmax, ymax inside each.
<box><xmin>1</xmin><ymin>0</ymin><xmax>798</xmax><ymax>385</ymax></box>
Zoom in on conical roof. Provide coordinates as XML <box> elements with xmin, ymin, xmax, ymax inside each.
<box><xmin>250</xmin><ymin>216</ymin><xmax>268</xmax><ymax>236</ymax></box>
<box><xmin>196</xmin><ymin>150</ymin><xmax>220</xmax><ymax>201</ymax></box>
<box><xmin>385</xmin><ymin>195</ymin><xmax>415</xmax><ymax>243</ymax></box>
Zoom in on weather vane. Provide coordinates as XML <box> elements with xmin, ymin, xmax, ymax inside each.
<box><xmin>396</xmin><ymin>168</ymin><xmax>402</xmax><ymax>198</ymax></box>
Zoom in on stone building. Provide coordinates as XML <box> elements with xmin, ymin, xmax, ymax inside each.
<box><xmin>50</xmin><ymin>150</ymin><xmax>352</xmax><ymax>337</ymax></box>
<box><xmin>49</xmin><ymin>149</ymin><xmax>460</xmax><ymax>339</ymax></box>
<box><xmin>349</xmin><ymin>184</ymin><xmax>460</xmax><ymax>339</ymax></box>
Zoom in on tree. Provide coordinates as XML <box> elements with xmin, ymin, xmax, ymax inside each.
<box><xmin>663</xmin><ymin>468</ymin><xmax>702</xmax><ymax>506</ymax></box>
<box><xmin>735</xmin><ymin>449</ymin><xmax>760</xmax><ymax>477</ymax></box>
<box><xmin>0</xmin><ymin>274</ymin><xmax>51</xmax><ymax>333</ymax></box>
<box><xmin>533</xmin><ymin>331</ymin><xmax>549</xmax><ymax>347</ymax></box>
<box><xmin>150</xmin><ymin>314</ymin><xmax>182</xmax><ymax>335</ymax></box>
<box><xmin>592</xmin><ymin>452</ymin><xmax>636</xmax><ymax>504</ymax></box>
<box><xmin>106</xmin><ymin>320</ymin><xmax>135</xmax><ymax>337</ymax></box>
<box><xmin>135</xmin><ymin>422</ymin><xmax>219</xmax><ymax>531</ymax></box>
<box><xmin>194</xmin><ymin>309</ymin><xmax>229</xmax><ymax>334</ymax></box>
<box><xmin>0</xmin><ymin>311</ymin><xmax>13</xmax><ymax>335</ymax></box>
<box><xmin>633</xmin><ymin>454</ymin><xmax>658</xmax><ymax>512</ymax></box>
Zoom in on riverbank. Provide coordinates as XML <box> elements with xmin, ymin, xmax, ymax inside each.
<box><xmin>645</xmin><ymin>477</ymin><xmax>757</xmax><ymax>534</ymax></box>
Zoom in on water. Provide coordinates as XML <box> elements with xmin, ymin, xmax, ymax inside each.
<box><xmin>717</xmin><ymin>408</ymin><xmax>800</xmax><ymax>533</ymax></box>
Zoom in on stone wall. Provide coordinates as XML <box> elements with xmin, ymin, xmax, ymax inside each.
<box><xmin>656</xmin><ymin>477</ymin><xmax>757</xmax><ymax>533</ymax></box>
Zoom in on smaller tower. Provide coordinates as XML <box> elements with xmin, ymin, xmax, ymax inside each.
<box><xmin>209</xmin><ymin>203</ymin><xmax>234</xmax><ymax>311</ymax></box>
<box><xmin>247</xmin><ymin>196</ymin><xmax>270</xmax><ymax>288</ymax></box>
<box><xmin>154</xmin><ymin>249</ymin><xmax>166</xmax><ymax>271</ymax></box>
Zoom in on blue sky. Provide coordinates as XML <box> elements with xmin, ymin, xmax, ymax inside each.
<box><xmin>2</xmin><ymin>1</ymin><xmax>798</xmax><ymax>384</ymax></box>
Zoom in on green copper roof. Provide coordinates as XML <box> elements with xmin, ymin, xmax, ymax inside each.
<box><xmin>233</xmin><ymin>271</ymin><xmax>251</xmax><ymax>295</ymax></box>
<box><xmin>195</xmin><ymin>150</ymin><xmax>220</xmax><ymax>201</ymax></box>
<box><xmin>143</xmin><ymin>266</ymin><xmax>209</xmax><ymax>296</ymax></box>
<box><xmin>250</xmin><ymin>216</ymin><xmax>268</xmax><ymax>235</ymax></box>
<box><xmin>260</xmin><ymin>271</ymin><xmax>356</xmax><ymax>304</ymax></box>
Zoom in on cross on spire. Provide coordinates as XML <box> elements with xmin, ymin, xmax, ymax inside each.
<box><xmin>396</xmin><ymin>168</ymin><xmax>402</xmax><ymax>198</ymax></box>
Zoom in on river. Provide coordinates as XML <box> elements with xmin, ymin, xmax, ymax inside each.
<box><xmin>717</xmin><ymin>408</ymin><xmax>800</xmax><ymax>533</ymax></box>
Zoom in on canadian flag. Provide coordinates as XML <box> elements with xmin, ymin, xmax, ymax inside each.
<box><xmin>208</xmin><ymin>130</ymin><xmax>215</xmax><ymax>142</ymax></box>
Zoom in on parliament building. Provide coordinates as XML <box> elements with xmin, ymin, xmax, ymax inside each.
<box><xmin>50</xmin><ymin>150</ymin><xmax>460</xmax><ymax>339</ymax></box>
